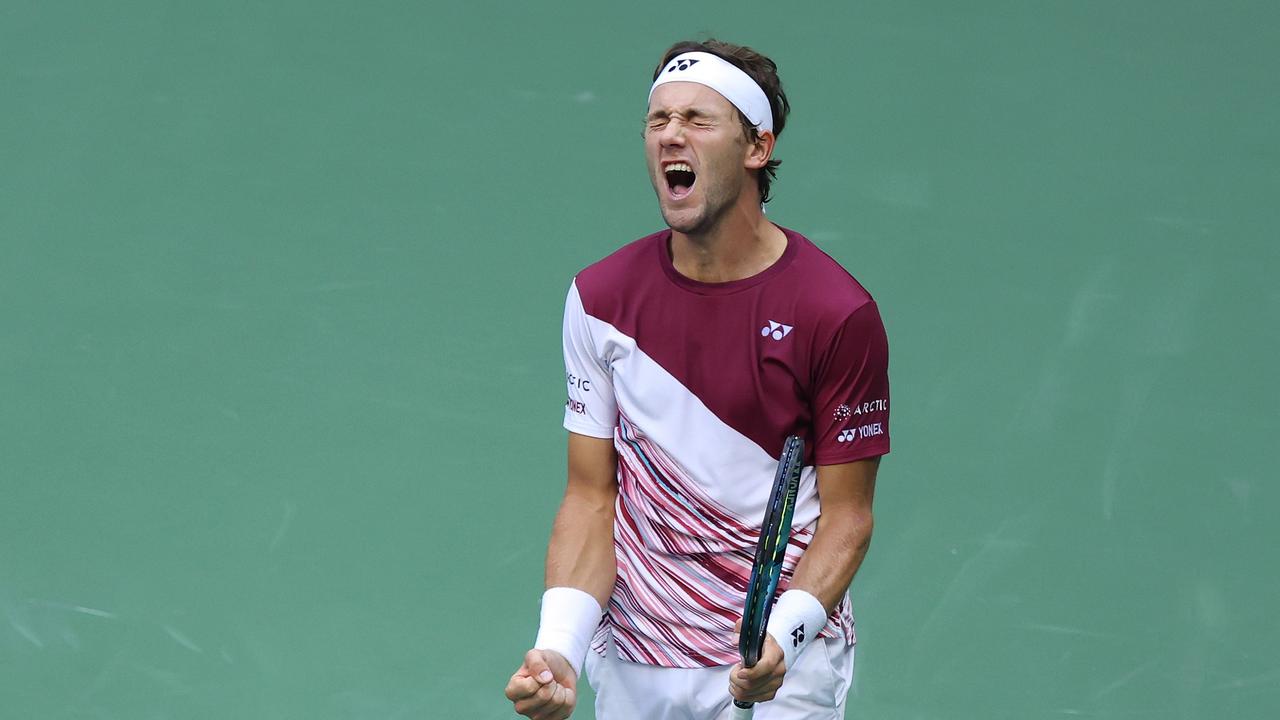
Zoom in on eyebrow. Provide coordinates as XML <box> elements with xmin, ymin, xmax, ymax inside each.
<box><xmin>645</xmin><ymin>106</ymin><xmax>715</xmax><ymax>121</ymax></box>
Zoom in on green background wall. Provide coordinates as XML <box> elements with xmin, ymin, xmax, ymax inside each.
<box><xmin>3</xmin><ymin>1</ymin><xmax>1276</xmax><ymax>717</ymax></box>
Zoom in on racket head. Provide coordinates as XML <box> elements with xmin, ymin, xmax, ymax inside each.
<box><xmin>737</xmin><ymin>434</ymin><xmax>804</xmax><ymax>668</ymax></box>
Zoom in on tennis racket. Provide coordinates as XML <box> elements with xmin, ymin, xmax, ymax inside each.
<box><xmin>731</xmin><ymin>434</ymin><xmax>804</xmax><ymax>719</ymax></box>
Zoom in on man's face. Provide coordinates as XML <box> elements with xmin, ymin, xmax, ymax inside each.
<box><xmin>644</xmin><ymin>82</ymin><xmax>753</xmax><ymax>235</ymax></box>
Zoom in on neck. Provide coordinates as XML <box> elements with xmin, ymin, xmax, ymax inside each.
<box><xmin>670</xmin><ymin>195</ymin><xmax>786</xmax><ymax>283</ymax></box>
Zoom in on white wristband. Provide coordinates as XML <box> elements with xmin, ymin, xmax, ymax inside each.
<box><xmin>533</xmin><ymin>587</ymin><xmax>603</xmax><ymax>678</ymax></box>
<box><xmin>765</xmin><ymin>589</ymin><xmax>828</xmax><ymax>670</ymax></box>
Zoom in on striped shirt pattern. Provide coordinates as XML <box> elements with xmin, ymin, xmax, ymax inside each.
<box><xmin>593</xmin><ymin>412</ymin><xmax>853</xmax><ymax>667</ymax></box>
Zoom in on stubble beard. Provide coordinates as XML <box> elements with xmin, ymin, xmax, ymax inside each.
<box><xmin>658</xmin><ymin>173</ymin><xmax>740</xmax><ymax>238</ymax></box>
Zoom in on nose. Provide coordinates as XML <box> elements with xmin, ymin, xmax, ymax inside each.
<box><xmin>658</xmin><ymin>118</ymin><xmax>687</xmax><ymax>147</ymax></box>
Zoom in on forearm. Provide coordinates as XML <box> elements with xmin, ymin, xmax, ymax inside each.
<box><xmin>527</xmin><ymin>436</ymin><xmax>618</xmax><ymax>677</ymax></box>
<box><xmin>752</xmin><ymin>498</ymin><xmax>873</xmax><ymax>677</ymax></box>
<box><xmin>544</xmin><ymin>484</ymin><xmax>618</xmax><ymax>609</ymax></box>
<box><xmin>789</xmin><ymin>509</ymin><xmax>874</xmax><ymax>613</ymax></box>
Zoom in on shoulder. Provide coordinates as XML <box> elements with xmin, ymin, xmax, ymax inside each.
<box><xmin>779</xmin><ymin>227</ymin><xmax>878</xmax><ymax>322</ymax></box>
<box><xmin>572</xmin><ymin>229</ymin><xmax>669</xmax><ymax>310</ymax></box>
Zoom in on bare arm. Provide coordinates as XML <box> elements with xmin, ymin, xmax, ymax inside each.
<box><xmin>789</xmin><ymin>457</ymin><xmax>879</xmax><ymax>612</ymax></box>
<box><xmin>505</xmin><ymin>432</ymin><xmax>617</xmax><ymax>720</ymax></box>
<box><xmin>731</xmin><ymin>456</ymin><xmax>879</xmax><ymax>704</ymax></box>
<box><xmin>546</xmin><ymin>432</ymin><xmax>619</xmax><ymax>607</ymax></box>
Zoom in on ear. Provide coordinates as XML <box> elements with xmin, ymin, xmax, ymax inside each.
<box><xmin>743</xmin><ymin>129</ymin><xmax>775</xmax><ymax>171</ymax></box>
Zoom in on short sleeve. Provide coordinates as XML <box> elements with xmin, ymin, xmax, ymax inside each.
<box><xmin>562</xmin><ymin>280</ymin><xmax>618</xmax><ymax>438</ymax></box>
<box><xmin>811</xmin><ymin>301</ymin><xmax>890</xmax><ymax>465</ymax></box>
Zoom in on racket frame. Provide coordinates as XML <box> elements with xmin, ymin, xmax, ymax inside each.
<box><xmin>732</xmin><ymin>434</ymin><xmax>805</xmax><ymax>716</ymax></box>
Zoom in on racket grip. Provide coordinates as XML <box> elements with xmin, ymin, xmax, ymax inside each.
<box><xmin>730</xmin><ymin>700</ymin><xmax>755</xmax><ymax>719</ymax></box>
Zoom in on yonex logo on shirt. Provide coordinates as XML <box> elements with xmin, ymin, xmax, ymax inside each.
<box><xmin>838</xmin><ymin>423</ymin><xmax>885</xmax><ymax>442</ymax></box>
<box><xmin>760</xmin><ymin>320</ymin><xmax>793</xmax><ymax>341</ymax></box>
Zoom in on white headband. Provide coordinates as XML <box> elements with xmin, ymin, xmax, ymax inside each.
<box><xmin>648</xmin><ymin>51</ymin><xmax>774</xmax><ymax>133</ymax></box>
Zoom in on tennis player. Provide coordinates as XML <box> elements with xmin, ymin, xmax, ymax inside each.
<box><xmin>505</xmin><ymin>38</ymin><xmax>890</xmax><ymax>720</ymax></box>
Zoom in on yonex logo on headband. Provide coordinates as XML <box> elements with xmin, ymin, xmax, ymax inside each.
<box><xmin>649</xmin><ymin>51</ymin><xmax>774</xmax><ymax>133</ymax></box>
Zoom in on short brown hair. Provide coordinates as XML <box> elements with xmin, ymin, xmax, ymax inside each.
<box><xmin>651</xmin><ymin>39</ymin><xmax>791</xmax><ymax>203</ymax></box>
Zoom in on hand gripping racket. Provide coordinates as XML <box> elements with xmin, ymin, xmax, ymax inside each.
<box><xmin>731</xmin><ymin>435</ymin><xmax>804</xmax><ymax>719</ymax></box>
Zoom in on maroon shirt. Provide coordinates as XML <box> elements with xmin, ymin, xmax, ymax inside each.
<box><xmin>569</xmin><ymin>226</ymin><xmax>890</xmax><ymax>466</ymax></box>
<box><xmin>562</xmin><ymin>225</ymin><xmax>890</xmax><ymax>667</ymax></box>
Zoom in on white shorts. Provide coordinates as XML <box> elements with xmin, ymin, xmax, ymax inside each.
<box><xmin>585</xmin><ymin>634</ymin><xmax>854</xmax><ymax>720</ymax></box>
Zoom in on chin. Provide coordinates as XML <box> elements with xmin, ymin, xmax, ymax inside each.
<box><xmin>659</xmin><ymin>195</ymin><xmax>710</xmax><ymax>232</ymax></box>
<box><xmin>661</xmin><ymin>208</ymin><xmax>706</xmax><ymax>235</ymax></box>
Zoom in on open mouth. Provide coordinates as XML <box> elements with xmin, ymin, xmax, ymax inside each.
<box><xmin>664</xmin><ymin>162</ymin><xmax>696</xmax><ymax>199</ymax></box>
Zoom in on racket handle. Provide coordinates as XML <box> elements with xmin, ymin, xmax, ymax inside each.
<box><xmin>730</xmin><ymin>700</ymin><xmax>755</xmax><ymax>719</ymax></box>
